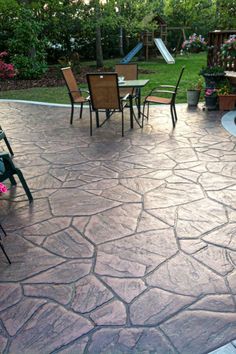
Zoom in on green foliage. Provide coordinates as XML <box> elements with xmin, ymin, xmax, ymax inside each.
<box><xmin>199</xmin><ymin>65</ymin><xmax>225</xmax><ymax>75</ymax></box>
<box><xmin>217</xmin><ymin>84</ymin><xmax>231</xmax><ymax>95</ymax></box>
<box><xmin>188</xmin><ymin>78</ymin><xmax>203</xmax><ymax>90</ymax></box>
<box><xmin>215</xmin><ymin>0</ymin><xmax>236</xmax><ymax>29</ymax></box>
<box><xmin>221</xmin><ymin>35</ymin><xmax>236</xmax><ymax>58</ymax></box>
<box><xmin>164</xmin><ymin>0</ymin><xmax>216</xmax><ymax>35</ymax></box>
<box><xmin>8</xmin><ymin>8</ymin><xmax>47</xmax><ymax>79</ymax></box>
<box><xmin>0</xmin><ymin>0</ymin><xmax>19</xmax><ymax>51</ymax></box>
<box><xmin>13</xmin><ymin>56</ymin><xmax>47</xmax><ymax>79</ymax></box>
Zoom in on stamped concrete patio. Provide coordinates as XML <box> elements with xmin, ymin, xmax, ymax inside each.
<box><xmin>0</xmin><ymin>101</ymin><xmax>236</xmax><ymax>354</ymax></box>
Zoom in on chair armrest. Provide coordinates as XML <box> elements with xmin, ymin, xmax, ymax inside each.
<box><xmin>148</xmin><ymin>89</ymin><xmax>175</xmax><ymax>95</ymax></box>
<box><xmin>69</xmin><ymin>89</ymin><xmax>90</xmax><ymax>100</ymax></box>
<box><xmin>159</xmin><ymin>85</ymin><xmax>175</xmax><ymax>88</ymax></box>
<box><xmin>121</xmin><ymin>93</ymin><xmax>130</xmax><ymax>101</ymax></box>
<box><xmin>0</xmin><ymin>152</ymin><xmax>10</xmax><ymax>159</ymax></box>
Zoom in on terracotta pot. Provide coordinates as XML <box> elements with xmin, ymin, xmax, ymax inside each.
<box><xmin>218</xmin><ymin>94</ymin><xmax>236</xmax><ymax>111</ymax></box>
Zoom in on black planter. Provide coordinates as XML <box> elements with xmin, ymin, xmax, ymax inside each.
<box><xmin>205</xmin><ymin>95</ymin><xmax>218</xmax><ymax>110</ymax></box>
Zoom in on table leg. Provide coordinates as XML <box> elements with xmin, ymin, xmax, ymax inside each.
<box><xmin>137</xmin><ymin>88</ymin><xmax>141</xmax><ymax>119</ymax></box>
<box><xmin>129</xmin><ymin>96</ymin><xmax>134</xmax><ymax>129</ymax></box>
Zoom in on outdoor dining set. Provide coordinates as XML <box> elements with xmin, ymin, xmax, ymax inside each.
<box><xmin>61</xmin><ymin>64</ymin><xmax>185</xmax><ymax>136</ymax></box>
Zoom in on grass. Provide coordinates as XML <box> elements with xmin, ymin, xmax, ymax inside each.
<box><xmin>0</xmin><ymin>52</ymin><xmax>207</xmax><ymax>104</ymax></box>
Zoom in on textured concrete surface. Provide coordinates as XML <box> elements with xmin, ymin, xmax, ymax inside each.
<box><xmin>0</xmin><ymin>102</ymin><xmax>236</xmax><ymax>354</ymax></box>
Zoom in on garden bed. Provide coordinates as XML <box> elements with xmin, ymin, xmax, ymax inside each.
<box><xmin>0</xmin><ymin>65</ymin><xmax>157</xmax><ymax>92</ymax></box>
<box><xmin>0</xmin><ymin>65</ymin><xmax>113</xmax><ymax>91</ymax></box>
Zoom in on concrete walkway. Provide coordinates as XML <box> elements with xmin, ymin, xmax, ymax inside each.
<box><xmin>0</xmin><ymin>102</ymin><xmax>236</xmax><ymax>354</ymax></box>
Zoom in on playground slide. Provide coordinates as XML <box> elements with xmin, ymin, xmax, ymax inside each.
<box><xmin>120</xmin><ymin>42</ymin><xmax>143</xmax><ymax>64</ymax></box>
<box><xmin>154</xmin><ymin>38</ymin><xmax>175</xmax><ymax>64</ymax></box>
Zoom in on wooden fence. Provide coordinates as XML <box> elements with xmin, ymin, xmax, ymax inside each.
<box><xmin>207</xmin><ymin>30</ymin><xmax>236</xmax><ymax>71</ymax></box>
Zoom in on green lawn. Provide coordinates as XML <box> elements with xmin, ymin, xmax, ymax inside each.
<box><xmin>0</xmin><ymin>52</ymin><xmax>207</xmax><ymax>104</ymax></box>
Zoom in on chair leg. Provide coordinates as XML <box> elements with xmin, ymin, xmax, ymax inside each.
<box><xmin>9</xmin><ymin>175</ymin><xmax>17</xmax><ymax>185</ymax></box>
<box><xmin>70</xmin><ymin>101</ymin><xmax>74</xmax><ymax>125</ymax></box>
<box><xmin>0</xmin><ymin>242</ymin><xmax>11</xmax><ymax>264</ymax></box>
<box><xmin>15</xmin><ymin>169</ymin><xmax>33</xmax><ymax>202</ymax></box>
<box><xmin>170</xmin><ymin>105</ymin><xmax>176</xmax><ymax>128</ymax></box>
<box><xmin>89</xmin><ymin>105</ymin><xmax>93</xmax><ymax>136</ymax></box>
<box><xmin>129</xmin><ymin>96</ymin><xmax>133</xmax><ymax>129</ymax></box>
<box><xmin>122</xmin><ymin>111</ymin><xmax>124</xmax><ymax>137</ymax></box>
<box><xmin>4</xmin><ymin>136</ymin><xmax>14</xmax><ymax>156</ymax></box>
<box><xmin>173</xmin><ymin>104</ymin><xmax>178</xmax><ymax>122</ymax></box>
<box><xmin>142</xmin><ymin>101</ymin><xmax>147</xmax><ymax>127</ymax></box>
<box><xmin>80</xmin><ymin>103</ymin><xmax>83</xmax><ymax>119</ymax></box>
<box><xmin>95</xmin><ymin>111</ymin><xmax>100</xmax><ymax>128</ymax></box>
<box><xmin>147</xmin><ymin>102</ymin><xmax>150</xmax><ymax>121</ymax></box>
<box><xmin>0</xmin><ymin>224</ymin><xmax>11</xmax><ymax>264</ymax></box>
<box><xmin>0</xmin><ymin>224</ymin><xmax>6</xmax><ymax>237</ymax></box>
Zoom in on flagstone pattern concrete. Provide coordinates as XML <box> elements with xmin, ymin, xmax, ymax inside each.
<box><xmin>0</xmin><ymin>102</ymin><xmax>236</xmax><ymax>354</ymax></box>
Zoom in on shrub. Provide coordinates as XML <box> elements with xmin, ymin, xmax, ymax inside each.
<box><xmin>0</xmin><ymin>51</ymin><xmax>15</xmax><ymax>79</ymax></box>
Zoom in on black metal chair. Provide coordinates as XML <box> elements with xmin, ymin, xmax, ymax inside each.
<box><xmin>61</xmin><ymin>67</ymin><xmax>90</xmax><ymax>125</ymax></box>
<box><xmin>142</xmin><ymin>66</ymin><xmax>185</xmax><ymax>128</ymax></box>
<box><xmin>0</xmin><ymin>126</ymin><xmax>14</xmax><ymax>156</ymax></box>
<box><xmin>0</xmin><ymin>152</ymin><xmax>33</xmax><ymax>202</ymax></box>
<box><xmin>87</xmin><ymin>73</ymin><xmax>131</xmax><ymax>137</ymax></box>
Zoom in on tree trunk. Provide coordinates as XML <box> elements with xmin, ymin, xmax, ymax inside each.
<box><xmin>96</xmin><ymin>24</ymin><xmax>103</xmax><ymax>68</ymax></box>
<box><xmin>119</xmin><ymin>27</ymin><xmax>124</xmax><ymax>57</ymax></box>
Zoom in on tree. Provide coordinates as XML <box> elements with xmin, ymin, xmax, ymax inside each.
<box><xmin>0</xmin><ymin>0</ymin><xmax>19</xmax><ymax>51</ymax></box>
<box><xmin>8</xmin><ymin>8</ymin><xmax>48</xmax><ymax>78</ymax></box>
<box><xmin>215</xmin><ymin>0</ymin><xmax>236</xmax><ymax>29</ymax></box>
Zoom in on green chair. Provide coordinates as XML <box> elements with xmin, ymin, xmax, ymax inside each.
<box><xmin>0</xmin><ymin>152</ymin><xmax>33</xmax><ymax>202</ymax></box>
<box><xmin>0</xmin><ymin>126</ymin><xmax>14</xmax><ymax>156</ymax></box>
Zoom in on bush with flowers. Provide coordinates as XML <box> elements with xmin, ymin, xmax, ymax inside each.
<box><xmin>0</xmin><ymin>183</ymin><xmax>7</xmax><ymax>194</ymax></box>
<box><xmin>182</xmin><ymin>33</ymin><xmax>207</xmax><ymax>53</ymax></box>
<box><xmin>205</xmin><ymin>88</ymin><xmax>218</xmax><ymax>97</ymax></box>
<box><xmin>0</xmin><ymin>51</ymin><xmax>15</xmax><ymax>80</ymax></box>
<box><xmin>221</xmin><ymin>35</ymin><xmax>236</xmax><ymax>59</ymax></box>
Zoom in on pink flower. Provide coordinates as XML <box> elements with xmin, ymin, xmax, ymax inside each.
<box><xmin>0</xmin><ymin>51</ymin><xmax>8</xmax><ymax>58</ymax></box>
<box><xmin>0</xmin><ymin>183</ymin><xmax>7</xmax><ymax>193</ymax></box>
<box><xmin>205</xmin><ymin>88</ymin><xmax>217</xmax><ymax>97</ymax></box>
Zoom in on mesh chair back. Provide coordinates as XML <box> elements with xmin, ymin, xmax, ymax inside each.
<box><xmin>115</xmin><ymin>64</ymin><xmax>138</xmax><ymax>80</ymax></box>
<box><xmin>87</xmin><ymin>73</ymin><xmax>121</xmax><ymax>110</ymax></box>
<box><xmin>61</xmin><ymin>67</ymin><xmax>82</xmax><ymax>101</ymax></box>
<box><xmin>115</xmin><ymin>64</ymin><xmax>138</xmax><ymax>96</ymax></box>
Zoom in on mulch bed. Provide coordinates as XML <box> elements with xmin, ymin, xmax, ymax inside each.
<box><xmin>0</xmin><ymin>65</ymin><xmax>155</xmax><ymax>91</ymax></box>
<box><xmin>0</xmin><ymin>65</ymin><xmax>113</xmax><ymax>91</ymax></box>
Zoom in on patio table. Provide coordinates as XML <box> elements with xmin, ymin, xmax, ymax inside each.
<box><xmin>119</xmin><ymin>79</ymin><xmax>149</xmax><ymax>128</ymax></box>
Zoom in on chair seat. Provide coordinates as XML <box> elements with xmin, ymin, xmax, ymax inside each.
<box><xmin>146</xmin><ymin>96</ymin><xmax>171</xmax><ymax>104</ymax></box>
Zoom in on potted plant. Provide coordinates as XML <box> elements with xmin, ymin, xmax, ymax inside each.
<box><xmin>182</xmin><ymin>34</ymin><xmax>207</xmax><ymax>53</ymax></box>
<box><xmin>205</xmin><ymin>88</ymin><xmax>218</xmax><ymax>110</ymax></box>
<box><xmin>187</xmin><ymin>78</ymin><xmax>203</xmax><ymax>106</ymax></box>
<box><xmin>221</xmin><ymin>35</ymin><xmax>236</xmax><ymax>59</ymax></box>
<box><xmin>199</xmin><ymin>66</ymin><xmax>226</xmax><ymax>89</ymax></box>
<box><xmin>218</xmin><ymin>84</ymin><xmax>236</xmax><ymax>111</ymax></box>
